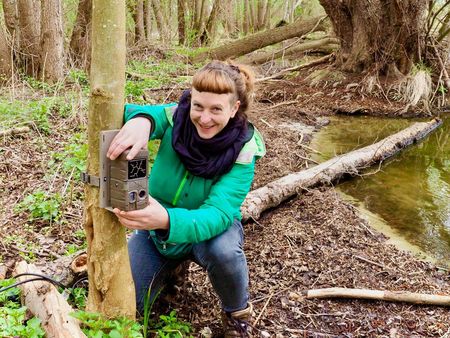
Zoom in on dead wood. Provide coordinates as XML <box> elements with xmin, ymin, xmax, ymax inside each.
<box><xmin>241</xmin><ymin>118</ymin><xmax>442</xmax><ymax>221</ymax></box>
<box><xmin>192</xmin><ymin>16</ymin><xmax>326</xmax><ymax>63</ymax></box>
<box><xmin>305</xmin><ymin>287</ymin><xmax>450</xmax><ymax>306</ymax></box>
<box><xmin>0</xmin><ymin>126</ymin><xmax>31</xmax><ymax>137</ymax></box>
<box><xmin>242</xmin><ymin>37</ymin><xmax>339</xmax><ymax>65</ymax></box>
<box><xmin>0</xmin><ymin>264</ymin><xmax>7</xmax><ymax>279</ymax></box>
<box><xmin>37</xmin><ymin>250</ymin><xmax>87</xmax><ymax>287</ymax></box>
<box><xmin>14</xmin><ymin>261</ymin><xmax>86</xmax><ymax>338</ymax></box>
<box><xmin>256</xmin><ymin>54</ymin><xmax>333</xmax><ymax>83</ymax></box>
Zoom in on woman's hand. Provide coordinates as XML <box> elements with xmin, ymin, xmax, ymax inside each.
<box><xmin>113</xmin><ymin>196</ymin><xmax>169</xmax><ymax>231</ymax></box>
<box><xmin>107</xmin><ymin>117</ymin><xmax>151</xmax><ymax>160</ymax></box>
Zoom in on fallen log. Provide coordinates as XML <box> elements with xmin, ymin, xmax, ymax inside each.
<box><xmin>192</xmin><ymin>16</ymin><xmax>326</xmax><ymax>63</ymax></box>
<box><xmin>0</xmin><ymin>126</ymin><xmax>30</xmax><ymax>137</ymax></box>
<box><xmin>242</xmin><ymin>37</ymin><xmax>339</xmax><ymax>65</ymax></box>
<box><xmin>304</xmin><ymin>287</ymin><xmax>450</xmax><ymax>306</ymax></box>
<box><xmin>14</xmin><ymin>261</ymin><xmax>86</xmax><ymax>338</ymax></box>
<box><xmin>241</xmin><ymin>118</ymin><xmax>442</xmax><ymax>221</ymax></box>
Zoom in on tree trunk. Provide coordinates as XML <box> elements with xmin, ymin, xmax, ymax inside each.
<box><xmin>70</xmin><ymin>0</ymin><xmax>92</xmax><ymax>70</ymax></box>
<box><xmin>17</xmin><ymin>0</ymin><xmax>40</xmax><ymax>77</ymax></box>
<box><xmin>243</xmin><ymin>0</ymin><xmax>250</xmax><ymax>35</ymax></box>
<box><xmin>319</xmin><ymin>0</ymin><xmax>427</xmax><ymax>76</ymax></box>
<box><xmin>200</xmin><ymin>0</ymin><xmax>221</xmax><ymax>45</ymax></box>
<box><xmin>144</xmin><ymin>0</ymin><xmax>152</xmax><ymax>41</ymax></box>
<box><xmin>193</xmin><ymin>15</ymin><xmax>326</xmax><ymax>62</ymax></box>
<box><xmin>0</xmin><ymin>24</ymin><xmax>12</xmax><ymax>81</ymax></box>
<box><xmin>133</xmin><ymin>0</ymin><xmax>145</xmax><ymax>44</ymax></box>
<box><xmin>224</xmin><ymin>0</ymin><xmax>236</xmax><ymax>37</ymax></box>
<box><xmin>177</xmin><ymin>0</ymin><xmax>186</xmax><ymax>45</ymax></box>
<box><xmin>40</xmin><ymin>0</ymin><xmax>64</xmax><ymax>83</ymax></box>
<box><xmin>151</xmin><ymin>0</ymin><xmax>168</xmax><ymax>42</ymax></box>
<box><xmin>2</xmin><ymin>0</ymin><xmax>18</xmax><ymax>37</ymax></box>
<box><xmin>241</xmin><ymin>118</ymin><xmax>442</xmax><ymax>221</ymax></box>
<box><xmin>14</xmin><ymin>261</ymin><xmax>86</xmax><ymax>338</ymax></box>
<box><xmin>85</xmin><ymin>0</ymin><xmax>135</xmax><ymax>319</ymax></box>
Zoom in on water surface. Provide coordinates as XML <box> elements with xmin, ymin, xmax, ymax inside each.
<box><xmin>311</xmin><ymin>115</ymin><xmax>450</xmax><ymax>266</ymax></box>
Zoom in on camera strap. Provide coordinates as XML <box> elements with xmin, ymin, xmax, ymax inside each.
<box><xmin>81</xmin><ymin>172</ymin><xmax>100</xmax><ymax>187</ymax></box>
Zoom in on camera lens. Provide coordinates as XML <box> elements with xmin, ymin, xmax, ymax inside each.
<box><xmin>138</xmin><ymin>190</ymin><xmax>146</xmax><ymax>199</ymax></box>
<box><xmin>129</xmin><ymin>191</ymin><xmax>137</xmax><ymax>203</ymax></box>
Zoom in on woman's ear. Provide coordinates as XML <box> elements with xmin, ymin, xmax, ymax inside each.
<box><xmin>231</xmin><ymin>100</ymin><xmax>241</xmax><ymax>118</ymax></box>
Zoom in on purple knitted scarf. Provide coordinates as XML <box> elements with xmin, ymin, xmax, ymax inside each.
<box><xmin>172</xmin><ymin>90</ymin><xmax>251</xmax><ymax>179</ymax></box>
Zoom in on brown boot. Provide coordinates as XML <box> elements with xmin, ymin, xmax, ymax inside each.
<box><xmin>222</xmin><ymin>303</ymin><xmax>253</xmax><ymax>337</ymax></box>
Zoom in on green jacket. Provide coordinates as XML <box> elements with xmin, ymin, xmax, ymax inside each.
<box><xmin>124</xmin><ymin>103</ymin><xmax>265</xmax><ymax>258</ymax></box>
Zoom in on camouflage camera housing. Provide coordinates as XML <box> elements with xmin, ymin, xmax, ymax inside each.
<box><xmin>109</xmin><ymin>148</ymin><xmax>149</xmax><ymax>211</ymax></box>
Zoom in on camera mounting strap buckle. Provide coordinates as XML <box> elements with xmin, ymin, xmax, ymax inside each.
<box><xmin>81</xmin><ymin>172</ymin><xmax>100</xmax><ymax>187</ymax></box>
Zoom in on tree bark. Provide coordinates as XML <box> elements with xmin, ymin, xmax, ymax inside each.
<box><xmin>85</xmin><ymin>0</ymin><xmax>135</xmax><ymax>319</ymax></box>
<box><xmin>151</xmin><ymin>0</ymin><xmax>168</xmax><ymax>42</ymax></box>
<box><xmin>2</xmin><ymin>0</ymin><xmax>18</xmax><ymax>37</ymax></box>
<box><xmin>14</xmin><ymin>261</ymin><xmax>86</xmax><ymax>338</ymax></box>
<box><xmin>17</xmin><ymin>0</ymin><xmax>40</xmax><ymax>77</ymax></box>
<box><xmin>242</xmin><ymin>37</ymin><xmax>339</xmax><ymax>64</ymax></box>
<box><xmin>40</xmin><ymin>0</ymin><xmax>64</xmax><ymax>83</ymax></box>
<box><xmin>177</xmin><ymin>0</ymin><xmax>186</xmax><ymax>45</ymax></box>
<box><xmin>70</xmin><ymin>0</ymin><xmax>92</xmax><ymax>70</ymax></box>
<box><xmin>319</xmin><ymin>0</ymin><xmax>427</xmax><ymax>76</ymax></box>
<box><xmin>200</xmin><ymin>0</ymin><xmax>221</xmax><ymax>45</ymax></box>
<box><xmin>193</xmin><ymin>15</ymin><xmax>326</xmax><ymax>62</ymax></box>
<box><xmin>241</xmin><ymin>118</ymin><xmax>443</xmax><ymax>222</ymax></box>
<box><xmin>0</xmin><ymin>24</ymin><xmax>12</xmax><ymax>81</ymax></box>
<box><xmin>305</xmin><ymin>287</ymin><xmax>450</xmax><ymax>307</ymax></box>
<box><xmin>133</xmin><ymin>0</ymin><xmax>145</xmax><ymax>43</ymax></box>
<box><xmin>143</xmin><ymin>0</ymin><xmax>153</xmax><ymax>41</ymax></box>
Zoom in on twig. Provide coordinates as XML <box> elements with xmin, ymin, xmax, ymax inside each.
<box><xmin>353</xmin><ymin>254</ymin><xmax>386</xmax><ymax>269</ymax></box>
<box><xmin>253</xmin><ymin>291</ymin><xmax>274</xmax><ymax>327</ymax></box>
<box><xmin>256</xmin><ymin>54</ymin><xmax>333</xmax><ymax>83</ymax></box>
<box><xmin>259</xmin><ymin>118</ymin><xmax>274</xmax><ymax>128</ymax></box>
<box><xmin>268</xmin><ymin>100</ymin><xmax>299</xmax><ymax>110</ymax></box>
<box><xmin>284</xmin><ymin>328</ymin><xmax>336</xmax><ymax>337</ymax></box>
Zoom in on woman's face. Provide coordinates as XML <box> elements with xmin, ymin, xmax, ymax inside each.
<box><xmin>190</xmin><ymin>88</ymin><xmax>240</xmax><ymax>139</ymax></box>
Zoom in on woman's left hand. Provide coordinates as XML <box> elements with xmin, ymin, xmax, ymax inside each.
<box><xmin>113</xmin><ymin>196</ymin><xmax>169</xmax><ymax>231</ymax></box>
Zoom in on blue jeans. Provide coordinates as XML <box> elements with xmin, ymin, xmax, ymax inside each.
<box><xmin>128</xmin><ymin>220</ymin><xmax>249</xmax><ymax>314</ymax></box>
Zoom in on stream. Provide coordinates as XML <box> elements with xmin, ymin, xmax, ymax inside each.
<box><xmin>310</xmin><ymin>114</ymin><xmax>450</xmax><ymax>267</ymax></box>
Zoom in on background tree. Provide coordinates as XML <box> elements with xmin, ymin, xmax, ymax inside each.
<box><xmin>17</xmin><ymin>0</ymin><xmax>40</xmax><ymax>77</ymax></box>
<box><xmin>0</xmin><ymin>24</ymin><xmax>12</xmax><ymax>81</ymax></box>
<box><xmin>40</xmin><ymin>0</ymin><xmax>64</xmax><ymax>83</ymax></box>
<box><xmin>319</xmin><ymin>0</ymin><xmax>428</xmax><ymax>76</ymax></box>
<box><xmin>84</xmin><ymin>0</ymin><xmax>136</xmax><ymax>318</ymax></box>
<box><xmin>70</xmin><ymin>0</ymin><xmax>92</xmax><ymax>70</ymax></box>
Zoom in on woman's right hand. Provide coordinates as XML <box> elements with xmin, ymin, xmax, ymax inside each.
<box><xmin>107</xmin><ymin>117</ymin><xmax>151</xmax><ymax>160</ymax></box>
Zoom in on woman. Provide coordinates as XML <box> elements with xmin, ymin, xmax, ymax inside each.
<box><xmin>107</xmin><ymin>60</ymin><xmax>265</xmax><ymax>337</ymax></box>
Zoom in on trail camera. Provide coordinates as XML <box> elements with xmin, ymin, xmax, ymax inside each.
<box><xmin>82</xmin><ymin>130</ymin><xmax>149</xmax><ymax>211</ymax></box>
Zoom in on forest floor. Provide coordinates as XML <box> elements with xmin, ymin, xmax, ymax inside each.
<box><xmin>1</xmin><ymin>58</ymin><xmax>449</xmax><ymax>337</ymax></box>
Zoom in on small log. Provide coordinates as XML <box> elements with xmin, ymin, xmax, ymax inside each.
<box><xmin>37</xmin><ymin>250</ymin><xmax>87</xmax><ymax>286</ymax></box>
<box><xmin>242</xmin><ymin>37</ymin><xmax>339</xmax><ymax>65</ymax></box>
<box><xmin>241</xmin><ymin>118</ymin><xmax>442</xmax><ymax>221</ymax></box>
<box><xmin>304</xmin><ymin>287</ymin><xmax>450</xmax><ymax>306</ymax></box>
<box><xmin>0</xmin><ymin>126</ymin><xmax>30</xmax><ymax>137</ymax></box>
<box><xmin>14</xmin><ymin>261</ymin><xmax>86</xmax><ymax>338</ymax></box>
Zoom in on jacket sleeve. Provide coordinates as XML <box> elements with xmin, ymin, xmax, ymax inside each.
<box><xmin>124</xmin><ymin>103</ymin><xmax>176</xmax><ymax>140</ymax></box>
<box><xmin>164</xmin><ymin>160</ymin><xmax>256</xmax><ymax>244</ymax></box>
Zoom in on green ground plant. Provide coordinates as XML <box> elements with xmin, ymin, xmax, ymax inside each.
<box><xmin>51</xmin><ymin>132</ymin><xmax>88</xmax><ymax>175</ymax></box>
<box><xmin>0</xmin><ymin>279</ymin><xmax>45</xmax><ymax>338</ymax></box>
<box><xmin>14</xmin><ymin>189</ymin><xmax>62</xmax><ymax>222</ymax></box>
